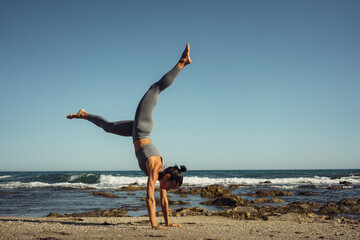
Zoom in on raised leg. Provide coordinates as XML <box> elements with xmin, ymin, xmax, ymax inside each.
<box><xmin>67</xmin><ymin>109</ymin><xmax>133</xmax><ymax>136</ymax></box>
<box><xmin>132</xmin><ymin>44</ymin><xmax>191</xmax><ymax>141</ymax></box>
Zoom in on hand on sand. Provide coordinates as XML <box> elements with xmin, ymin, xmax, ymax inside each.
<box><xmin>153</xmin><ymin>225</ymin><xmax>167</xmax><ymax>230</ymax></box>
<box><xmin>167</xmin><ymin>223</ymin><xmax>183</xmax><ymax>228</ymax></box>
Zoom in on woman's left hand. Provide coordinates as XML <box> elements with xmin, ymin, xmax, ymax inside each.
<box><xmin>167</xmin><ymin>223</ymin><xmax>183</xmax><ymax>227</ymax></box>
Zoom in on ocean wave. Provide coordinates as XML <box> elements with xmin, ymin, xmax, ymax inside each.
<box><xmin>97</xmin><ymin>175</ymin><xmax>148</xmax><ymax>187</ymax></box>
<box><xmin>0</xmin><ymin>175</ymin><xmax>11</xmax><ymax>179</ymax></box>
<box><xmin>183</xmin><ymin>175</ymin><xmax>360</xmax><ymax>187</ymax></box>
<box><xmin>0</xmin><ymin>181</ymin><xmax>90</xmax><ymax>189</ymax></box>
<box><xmin>0</xmin><ymin>175</ymin><xmax>149</xmax><ymax>189</ymax></box>
<box><xmin>68</xmin><ymin>173</ymin><xmax>99</xmax><ymax>183</ymax></box>
<box><xmin>1</xmin><ymin>174</ymin><xmax>359</xmax><ymax>189</ymax></box>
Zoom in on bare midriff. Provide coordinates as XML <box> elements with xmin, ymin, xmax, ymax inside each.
<box><xmin>133</xmin><ymin>138</ymin><xmax>152</xmax><ymax>152</ymax></box>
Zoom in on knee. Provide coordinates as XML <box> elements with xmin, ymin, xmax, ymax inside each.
<box><xmin>150</xmin><ymin>83</ymin><xmax>162</xmax><ymax>92</ymax></box>
<box><xmin>102</xmin><ymin>124</ymin><xmax>113</xmax><ymax>133</ymax></box>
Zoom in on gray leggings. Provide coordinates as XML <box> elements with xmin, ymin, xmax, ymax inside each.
<box><xmin>87</xmin><ymin>66</ymin><xmax>181</xmax><ymax>141</ymax></box>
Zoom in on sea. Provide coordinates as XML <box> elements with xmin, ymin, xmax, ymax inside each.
<box><xmin>1</xmin><ymin>169</ymin><xmax>359</xmax><ymax>218</ymax></box>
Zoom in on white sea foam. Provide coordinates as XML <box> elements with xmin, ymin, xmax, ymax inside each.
<box><xmin>1</xmin><ymin>174</ymin><xmax>359</xmax><ymax>189</ymax></box>
<box><xmin>69</xmin><ymin>173</ymin><xmax>96</xmax><ymax>182</ymax></box>
<box><xmin>0</xmin><ymin>181</ymin><xmax>90</xmax><ymax>189</ymax></box>
<box><xmin>0</xmin><ymin>175</ymin><xmax>149</xmax><ymax>189</ymax></box>
<box><xmin>0</xmin><ymin>175</ymin><xmax>11</xmax><ymax>179</ymax></box>
<box><xmin>97</xmin><ymin>175</ymin><xmax>148</xmax><ymax>188</ymax></box>
<box><xmin>182</xmin><ymin>175</ymin><xmax>360</xmax><ymax>187</ymax></box>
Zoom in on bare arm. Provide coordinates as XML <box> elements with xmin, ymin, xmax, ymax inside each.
<box><xmin>146</xmin><ymin>156</ymin><xmax>165</xmax><ymax>229</ymax></box>
<box><xmin>160</xmin><ymin>180</ymin><xmax>182</xmax><ymax>228</ymax></box>
<box><xmin>160</xmin><ymin>188</ymin><xmax>170</xmax><ymax>225</ymax></box>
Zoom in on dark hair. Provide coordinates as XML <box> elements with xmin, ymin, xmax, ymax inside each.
<box><xmin>159</xmin><ymin>165</ymin><xmax>187</xmax><ymax>188</ymax></box>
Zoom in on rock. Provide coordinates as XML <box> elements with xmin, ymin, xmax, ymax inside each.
<box><xmin>351</xmin><ymin>204</ymin><xmax>360</xmax><ymax>214</ymax></box>
<box><xmin>47</xmin><ymin>208</ymin><xmax>128</xmax><ymax>217</ymax></box>
<box><xmin>271</xmin><ymin>198</ymin><xmax>286</xmax><ymax>203</ymax></box>
<box><xmin>324</xmin><ymin>216</ymin><xmax>342</xmax><ymax>224</ymax></box>
<box><xmin>285</xmin><ymin>203</ymin><xmax>314</xmax><ymax>213</ymax></box>
<box><xmin>254</xmin><ymin>198</ymin><xmax>285</xmax><ymax>204</ymax></box>
<box><xmin>47</xmin><ymin>212</ymin><xmax>66</xmax><ymax>217</ymax></box>
<box><xmin>330</xmin><ymin>177</ymin><xmax>341</xmax><ymax>180</ymax></box>
<box><xmin>263</xmin><ymin>181</ymin><xmax>272</xmax><ymax>184</ymax></box>
<box><xmin>171</xmin><ymin>187</ymin><xmax>201</xmax><ymax>195</ymax></box>
<box><xmin>249</xmin><ymin>190</ymin><xmax>294</xmax><ymax>197</ymax></box>
<box><xmin>199</xmin><ymin>185</ymin><xmax>246</xmax><ymax>207</ymax></box>
<box><xmin>218</xmin><ymin>206</ymin><xmax>258</xmax><ymax>219</ymax></box>
<box><xmin>116</xmin><ymin>185</ymin><xmax>146</xmax><ymax>191</ymax></box>
<box><xmin>257</xmin><ymin>202</ymin><xmax>315</xmax><ymax>217</ymax></box>
<box><xmin>200</xmin><ymin>200</ymin><xmax>213</xmax><ymax>205</ymax></box>
<box><xmin>93</xmin><ymin>191</ymin><xmax>125</xmax><ymax>198</ymax></box>
<box><xmin>338</xmin><ymin>198</ymin><xmax>359</xmax><ymax>206</ymax></box>
<box><xmin>211</xmin><ymin>195</ymin><xmax>245</xmax><ymax>207</ymax></box>
<box><xmin>328</xmin><ymin>185</ymin><xmax>343</xmax><ymax>190</ymax></box>
<box><xmin>232</xmin><ymin>206</ymin><xmax>258</xmax><ymax>214</ymax></box>
<box><xmin>232</xmin><ymin>206</ymin><xmax>258</xmax><ymax>219</ymax></box>
<box><xmin>169</xmin><ymin>200</ymin><xmax>190</xmax><ymax>205</ymax></box>
<box><xmin>200</xmin><ymin>185</ymin><xmax>231</xmax><ymax>198</ymax></box>
<box><xmin>299</xmin><ymin>191</ymin><xmax>315</xmax><ymax>196</ymax></box>
<box><xmin>338</xmin><ymin>205</ymin><xmax>349</xmax><ymax>213</ymax></box>
<box><xmin>266</xmin><ymin>213</ymin><xmax>307</xmax><ymax>222</ymax></box>
<box><xmin>318</xmin><ymin>203</ymin><xmax>339</xmax><ymax>215</ymax></box>
<box><xmin>307</xmin><ymin>212</ymin><xmax>325</xmax><ymax>221</ymax></box>
<box><xmin>161</xmin><ymin>207</ymin><xmax>214</xmax><ymax>217</ymax></box>
<box><xmin>297</xmin><ymin>185</ymin><xmax>316</xmax><ymax>189</ymax></box>
<box><xmin>339</xmin><ymin>181</ymin><xmax>352</xmax><ymax>185</ymax></box>
<box><xmin>266</xmin><ymin>212</ymin><xmax>328</xmax><ymax>223</ymax></box>
<box><xmin>306</xmin><ymin>202</ymin><xmax>323</xmax><ymax>209</ymax></box>
<box><xmin>76</xmin><ymin>187</ymin><xmax>97</xmax><ymax>190</ymax></box>
<box><xmin>254</xmin><ymin>198</ymin><xmax>269</xmax><ymax>204</ymax></box>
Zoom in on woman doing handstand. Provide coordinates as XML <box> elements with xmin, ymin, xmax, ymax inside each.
<box><xmin>67</xmin><ymin>43</ymin><xmax>191</xmax><ymax>229</ymax></box>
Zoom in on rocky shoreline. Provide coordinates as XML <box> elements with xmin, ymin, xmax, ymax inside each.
<box><xmin>47</xmin><ymin>184</ymin><xmax>360</xmax><ymax>224</ymax></box>
<box><xmin>2</xmin><ymin>184</ymin><xmax>360</xmax><ymax>239</ymax></box>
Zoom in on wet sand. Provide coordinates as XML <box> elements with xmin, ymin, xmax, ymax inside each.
<box><xmin>1</xmin><ymin>216</ymin><xmax>359</xmax><ymax>240</ymax></box>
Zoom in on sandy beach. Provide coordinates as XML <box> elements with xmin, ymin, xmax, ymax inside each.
<box><xmin>1</xmin><ymin>215</ymin><xmax>359</xmax><ymax>240</ymax></box>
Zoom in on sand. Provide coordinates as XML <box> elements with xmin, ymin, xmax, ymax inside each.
<box><xmin>0</xmin><ymin>216</ymin><xmax>359</xmax><ymax>240</ymax></box>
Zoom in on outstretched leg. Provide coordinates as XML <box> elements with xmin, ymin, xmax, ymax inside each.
<box><xmin>67</xmin><ymin>109</ymin><xmax>133</xmax><ymax>137</ymax></box>
<box><xmin>132</xmin><ymin>44</ymin><xmax>191</xmax><ymax>141</ymax></box>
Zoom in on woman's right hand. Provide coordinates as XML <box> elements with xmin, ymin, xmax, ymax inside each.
<box><xmin>153</xmin><ymin>225</ymin><xmax>167</xmax><ymax>230</ymax></box>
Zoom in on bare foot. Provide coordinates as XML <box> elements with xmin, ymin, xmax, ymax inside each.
<box><xmin>67</xmin><ymin>109</ymin><xmax>88</xmax><ymax>119</ymax></box>
<box><xmin>177</xmin><ymin>43</ymin><xmax>191</xmax><ymax>70</ymax></box>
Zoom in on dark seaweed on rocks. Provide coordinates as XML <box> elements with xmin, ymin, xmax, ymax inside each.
<box><xmin>247</xmin><ymin>190</ymin><xmax>294</xmax><ymax>197</ymax></box>
<box><xmin>116</xmin><ymin>185</ymin><xmax>147</xmax><ymax>191</ymax></box>
<box><xmin>171</xmin><ymin>187</ymin><xmax>202</xmax><ymax>195</ymax></box>
<box><xmin>47</xmin><ymin>208</ymin><xmax>128</xmax><ymax>217</ymax></box>
<box><xmin>93</xmin><ymin>191</ymin><xmax>125</xmax><ymax>198</ymax></box>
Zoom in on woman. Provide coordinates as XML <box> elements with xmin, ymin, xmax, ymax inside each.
<box><xmin>67</xmin><ymin>43</ymin><xmax>191</xmax><ymax>229</ymax></box>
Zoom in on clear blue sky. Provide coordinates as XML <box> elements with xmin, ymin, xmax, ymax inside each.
<box><xmin>1</xmin><ymin>0</ymin><xmax>359</xmax><ymax>171</ymax></box>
